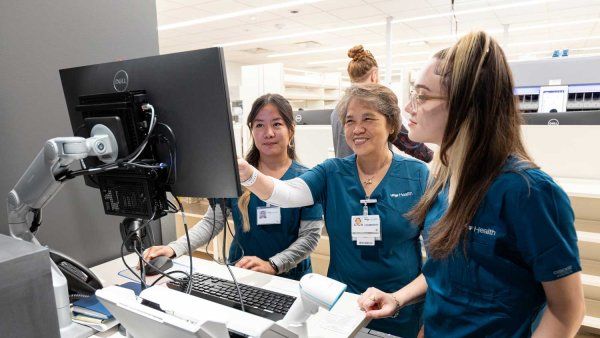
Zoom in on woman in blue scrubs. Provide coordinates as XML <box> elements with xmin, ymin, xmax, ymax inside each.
<box><xmin>238</xmin><ymin>84</ymin><xmax>429</xmax><ymax>337</ymax></box>
<box><xmin>358</xmin><ymin>31</ymin><xmax>585</xmax><ymax>337</ymax></box>
<box><xmin>143</xmin><ymin>94</ymin><xmax>323</xmax><ymax>281</ymax></box>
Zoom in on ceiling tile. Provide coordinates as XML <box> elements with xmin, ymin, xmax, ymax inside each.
<box><xmin>312</xmin><ymin>0</ymin><xmax>367</xmax><ymax>12</ymax></box>
<box><xmin>160</xmin><ymin>6</ymin><xmax>214</xmax><ymax>20</ymax></box>
<box><xmin>156</xmin><ymin>0</ymin><xmax>187</xmax><ymax>12</ymax></box>
<box><xmin>267</xmin><ymin>4</ymin><xmax>323</xmax><ymax>18</ymax></box>
<box><xmin>328</xmin><ymin>4</ymin><xmax>385</xmax><ymax>20</ymax></box>
<box><xmin>194</xmin><ymin>0</ymin><xmax>253</xmax><ymax>14</ymax></box>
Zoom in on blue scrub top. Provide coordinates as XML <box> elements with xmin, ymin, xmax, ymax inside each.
<box><xmin>227</xmin><ymin>161</ymin><xmax>323</xmax><ymax>281</ymax></box>
<box><xmin>301</xmin><ymin>153</ymin><xmax>429</xmax><ymax>337</ymax></box>
<box><xmin>422</xmin><ymin>157</ymin><xmax>581</xmax><ymax>337</ymax></box>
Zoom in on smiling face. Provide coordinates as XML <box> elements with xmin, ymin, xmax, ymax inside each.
<box><xmin>343</xmin><ymin>98</ymin><xmax>392</xmax><ymax>157</ymax></box>
<box><xmin>404</xmin><ymin>58</ymin><xmax>449</xmax><ymax>145</ymax></box>
<box><xmin>250</xmin><ymin>103</ymin><xmax>292</xmax><ymax>157</ymax></box>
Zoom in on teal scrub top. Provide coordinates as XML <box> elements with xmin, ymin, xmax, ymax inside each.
<box><xmin>227</xmin><ymin>161</ymin><xmax>323</xmax><ymax>280</ymax></box>
<box><xmin>300</xmin><ymin>153</ymin><xmax>429</xmax><ymax>337</ymax></box>
<box><xmin>422</xmin><ymin>157</ymin><xmax>581</xmax><ymax>337</ymax></box>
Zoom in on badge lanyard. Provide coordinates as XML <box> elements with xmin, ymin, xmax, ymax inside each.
<box><xmin>351</xmin><ymin>197</ymin><xmax>381</xmax><ymax>246</ymax></box>
<box><xmin>256</xmin><ymin>203</ymin><xmax>281</xmax><ymax>225</ymax></box>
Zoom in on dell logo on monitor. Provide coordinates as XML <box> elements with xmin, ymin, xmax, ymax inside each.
<box><xmin>548</xmin><ymin>118</ymin><xmax>559</xmax><ymax>126</ymax></box>
<box><xmin>113</xmin><ymin>70</ymin><xmax>129</xmax><ymax>92</ymax></box>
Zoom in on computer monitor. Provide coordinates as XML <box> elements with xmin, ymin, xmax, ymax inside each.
<box><xmin>293</xmin><ymin>109</ymin><xmax>332</xmax><ymax>125</ymax></box>
<box><xmin>60</xmin><ymin>48</ymin><xmax>242</xmax><ymax>203</ymax></box>
<box><xmin>522</xmin><ymin>110</ymin><xmax>600</xmax><ymax>125</ymax></box>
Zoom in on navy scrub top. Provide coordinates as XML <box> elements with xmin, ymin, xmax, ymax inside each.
<box><xmin>301</xmin><ymin>153</ymin><xmax>429</xmax><ymax>337</ymax></box>
<box><xmin>227</xmin><ymin>161</ymin><xmax>323</xmax><ymax>281</ymax></box>
<box><xmin>422</xmin><ymin>157</ymin><xmax>581</xmax><ymax>337</ymax></box>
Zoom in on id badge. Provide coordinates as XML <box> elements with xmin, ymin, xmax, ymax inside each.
<box><xmin>256</xmin><ymin>205</ymin><xmax>281</xmax><ymax>225</ymax></box>
<box><xmin>356</xmin><ymin>237</ymin><xmax>375</xmax><ymax>246</ymax></box>
<box><xmin>351</xmin><ymin>215</ymin><xmax>381</xmax><ymax>244</ymax></box>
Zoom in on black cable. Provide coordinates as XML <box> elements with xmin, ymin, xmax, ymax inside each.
<box><xmin>204</xmin><ymin>198</ymin><xmax>219</xmax><ymax>260</ymax></box>
<box><xmin>167</xmin><ymin>199</ymin><xmax>178</xmax><ymax>212</ymax></box>
<box><xmin>223</xmin><ymin>204</ymin><xmax>244</xmax><ymax>265</ymax></box>
<box><xmin>134</xmin><ymin>244</ymin><xmax>146</xmax><ymax>290</ymax></box>
<box><xmin>120</xmin><ymin>211</ymin><xmax>192</xmax><ymax>287</ymax></box>
<box><xmin>150</xmin><ymin>270</ymin><xmax>191</xmax><ymax>286</ymax></box>
<box><xmin>219</xmin><ymin>198</ymin><xmax>245</xmax><ymax>312</ymax></box>
<box><xmin>60</xmin><ymin>103</ymin><xmax>157</xmax><ymax>181</ymax></box>
<box><xmin>174</xmin><ymin>195</ymin><xmax>194</xmax><ymax>294</ymax></box>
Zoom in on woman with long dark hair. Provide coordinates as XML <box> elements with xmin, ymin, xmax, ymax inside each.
<box><xmin>144</xmin><ymin>94</ymin><xmax>323</xmax><ymax>280</ymax></box>
<box><xmin>358</xmin><ymin>31</ymin><xmax>584</xmax><ymax>337</ymax></box>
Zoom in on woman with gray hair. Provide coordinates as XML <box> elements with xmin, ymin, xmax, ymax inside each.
<box><xmin>237</xmin><ymin>83</ymin><xmax>429</xmax><ymax>337</ymax></box>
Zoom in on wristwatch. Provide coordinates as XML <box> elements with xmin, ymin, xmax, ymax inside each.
<box><xmin>269</xmin><ymin>259</ymin><xmax>279</xmax><ymax>274</ymax></box>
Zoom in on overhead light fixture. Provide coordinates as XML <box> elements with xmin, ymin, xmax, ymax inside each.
<box><xmin>214</xmin><ymin>0</ymin><xmax>557</xmax><ymax>48</ymax></box>
<box><xmin>268</xmin><ymin>16</ymin><xmax>600</xmax><ymax>59</ymax></box>
<box><xmin>572</xmin><ymin>46</ymin><xmax>600</xmax><ymax>52</ymax></box>
<box><xmin>391</xmin><ymin>0</ymin><xmax>559</xmax><ymax>24</ymax></box>
<box><xmin>509</xmin><ymin>35</ymin><xmax>600</xmax><ymax>47</ymax></box>
<box><xmin>268</xmin><ymin>35</ymin><xmax>456</xmax><ymax>58</ymax></box>
<box><xmin>407</xmin><ymin>41</ymin><xmax>428</xmax><ymax>47</ymax></box>
<box><xmin>158</xmin><ymin>0</ymin><xmax>323</xmax><ymax>31</ymax></box>
<box><xmin>307</xmin><ymin>51</ymin><xmax>432</xmax><ymax>65</ymax></box>
<box><xmin>216</xmin><ymin>22</ymin><xmax>386</xmax><ymax>48</ymax></box>
<box><xmin>336</xmin><ymin>60</ymin><xmax>427</xmax><ymax>71</ymax></box>
<box><xmin>509</xmin><ymin>18</ymin><xmax>600</xmax><ymax>33</ymax></box>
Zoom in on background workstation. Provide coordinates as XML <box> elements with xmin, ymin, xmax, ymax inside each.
<box><xmin>1</xmin><ymin>0</ymin><xmax>600</xmax><ymax>337</ymax></box>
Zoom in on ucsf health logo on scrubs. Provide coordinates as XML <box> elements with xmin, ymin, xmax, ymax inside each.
<box><xmin>468</xmin><ymin>225</ymin><xmax>497</xmax><ymax>237</ymax></box>
<box><xmin>390</xmin><ymin>191</ymin><xmax>413</xmax><ymax>198</ymax></box>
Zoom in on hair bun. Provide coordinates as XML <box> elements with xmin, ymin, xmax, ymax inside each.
<box><xmin>348</xmin><ymin>45</ymin><xmax>367</xmax><ymax>61</ymax></box>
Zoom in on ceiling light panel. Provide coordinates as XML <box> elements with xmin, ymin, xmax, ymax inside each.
<box><xmin>213</xmin><ymin>0</ymin><xmax>557</xmax><ymax>48</ymax></box>
<box><xmin>158</xmin><ymin>0</ymin><xmax>324</xmax><ymax>31</ymax></box>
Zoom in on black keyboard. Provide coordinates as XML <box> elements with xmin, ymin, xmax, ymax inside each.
<box><xmin>167</xmin><ymin>273</ymin><xmax>296</xmax><ymax>321</ymax></box>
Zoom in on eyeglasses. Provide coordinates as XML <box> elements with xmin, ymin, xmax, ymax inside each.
<box><xmin>409</xmin><ymin>89</ymin><xmax>446</xmax><ymax>111</ymax></box>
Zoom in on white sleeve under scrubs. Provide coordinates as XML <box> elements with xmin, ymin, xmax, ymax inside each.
<box><xmin>421</xmin><ymin>156</ymin><xmax>581</xmax><ymax>337</ymax></box>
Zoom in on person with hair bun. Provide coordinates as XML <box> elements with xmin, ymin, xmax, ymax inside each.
<box><xmin>332</xmin><ymin>45</ymin><xmax>434</xmax><ymax>163</ymax></box>
<box><xmin>238</xmin><ymin>83</ymin><xmax>429</xmax><ymax>337</ymax></box>
<box><xmin>358</xmin><ymin>31</ymin><xmax>584</xmax><ymax>337</ymax></box>
<box><xmin>143</xmin><ymin>94</ymin><xmax>323</xmax><ymax>281</ymax></box>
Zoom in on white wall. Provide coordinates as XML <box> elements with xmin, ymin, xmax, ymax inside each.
<box><xmin>0</xmin><ymin>1</ymin><xmax>160</xmax><ymax>266</ymax></box>
<box><xmin>521</xmin><ymin>125</ymin><xmax>600</xmax><ymax>180</ymax></box>
<box><xmin>225</xmin><ymin>60</ymin><xmax>242</xmax><ymax>101</ymax></box>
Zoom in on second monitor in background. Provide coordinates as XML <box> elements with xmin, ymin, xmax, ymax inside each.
<box><xmin>293</xmin><ymin>109</ymin><xmax>334</xmax><ymax>168</ymax></box>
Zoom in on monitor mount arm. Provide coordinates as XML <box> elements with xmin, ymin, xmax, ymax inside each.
<box><xmin>7</xmin><ymin>126</ymin><xmax>118</xmax><ymax>337</ymax></box>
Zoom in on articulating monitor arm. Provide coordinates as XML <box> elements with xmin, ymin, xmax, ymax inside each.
<box><xmin>6</xmin><ymin>128</ymin><xmax>117</xmax><ymax>338</ymax></box>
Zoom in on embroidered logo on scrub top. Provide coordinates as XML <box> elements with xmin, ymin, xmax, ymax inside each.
<box><xmin>553</xmin><ymin>265</ymin><xmax>573</xmax><ymax>278</ymax></box>
<box><xmin>468</xmin><ymin>226</ymin><xmax>497</xmax><ymax>236</ymax></box>
<box><xmin>390</xmin><ymin>191</ymin><xmax>413</xmax><ymax>198</ymax></box>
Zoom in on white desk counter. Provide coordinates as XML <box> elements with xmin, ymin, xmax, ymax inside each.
<box><xmin>89</xmin><ymin>254</ymin><xmax>369</xmax><ymax>338</ymax></box>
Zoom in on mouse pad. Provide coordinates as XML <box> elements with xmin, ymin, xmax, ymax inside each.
<box><xmin>117</xmin><ymin>260</ymin><xmax>189</xmax><ymax>284</ymax></box>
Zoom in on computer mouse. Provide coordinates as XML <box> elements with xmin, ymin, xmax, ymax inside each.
<box><xmin>145</xmin><ymin>256</ymin><xmax>173</xmax><ymax>276</ymax></box>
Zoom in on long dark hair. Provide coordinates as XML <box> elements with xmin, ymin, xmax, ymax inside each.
<box><xmin>238</xmin><ymin>93</ymin><xmax>297</xmax><ymax>231</ymax></box>
<box><xmin>407</xmin><ymin>31</ymin><xmax>536</xmax><ymax>259</ymax></box>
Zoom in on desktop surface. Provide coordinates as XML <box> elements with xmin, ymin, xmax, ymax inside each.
<box><xmin>90</xmin><ymin>254</ymin><xmax>368</xmax><ymax>338</ymax></box>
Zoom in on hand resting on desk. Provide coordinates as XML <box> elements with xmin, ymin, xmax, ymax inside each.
<box><xmin>140</xmin><ymin>246</ymin><xmax>276</xmax><ymax>275</ymax></box>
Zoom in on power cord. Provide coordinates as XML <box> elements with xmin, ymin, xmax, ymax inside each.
<box><xmin>60</xmin><ymin>102</ymin><xmax>158</xmax><ymax>181</ymax></box>
<box><xmin>174</xmin><ymin>195</ymin><xmax>194</xmax><ymax>294</ymax></box>
<box><xmin>120</xmin><ymin>211</ymin><xmax>192</xmax><ymax>290</ymax></box>
<box><xmin>218</xmin><ymin>198</ymin><xmax>245</xmax><ymax>312</ymax></box>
